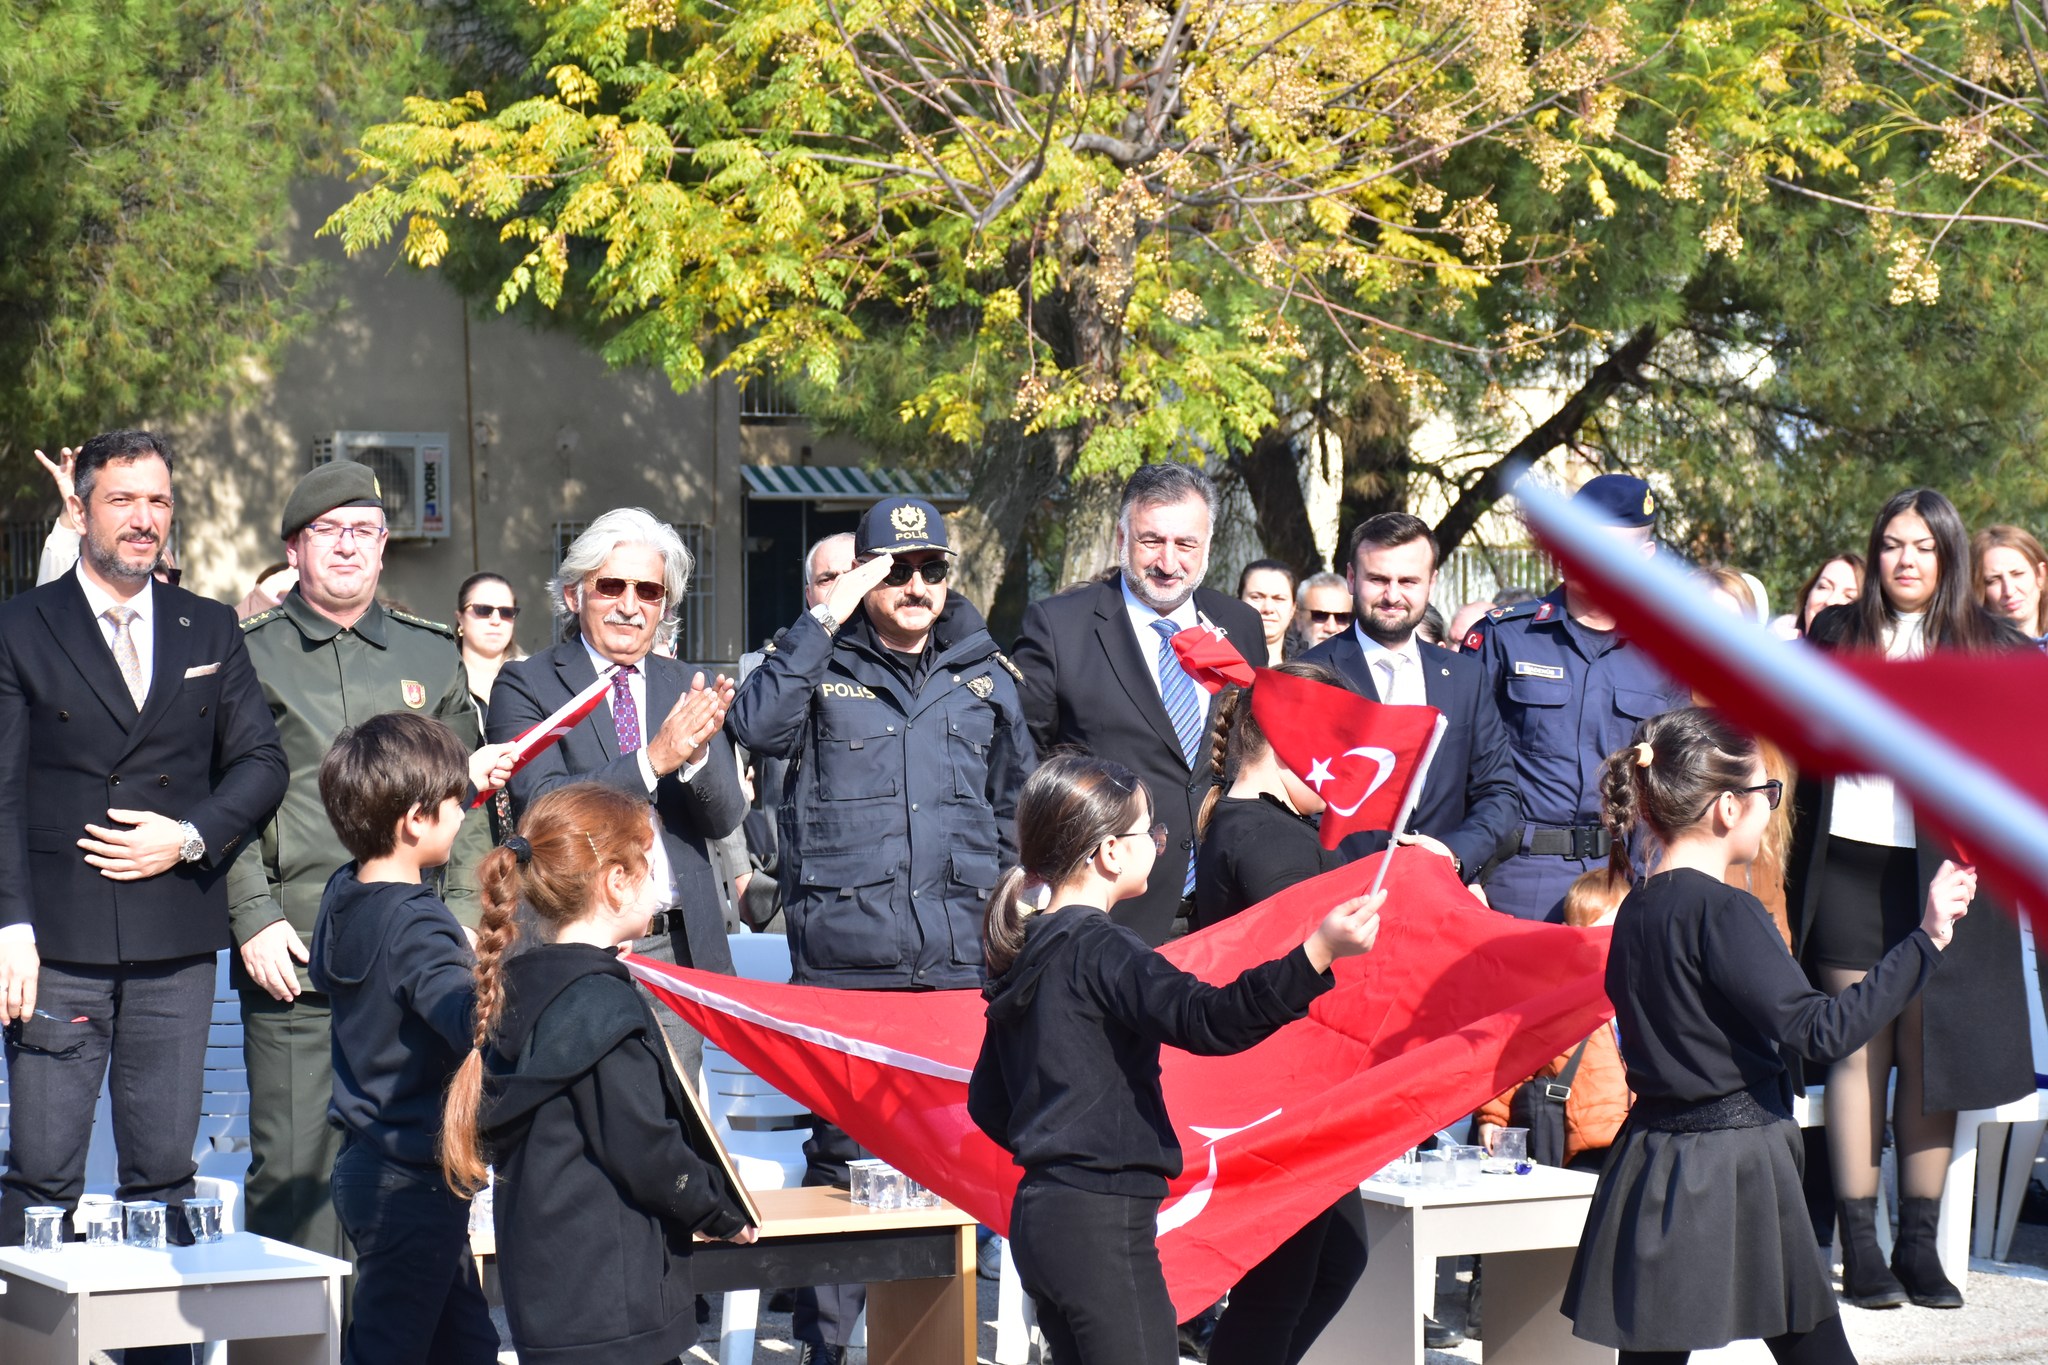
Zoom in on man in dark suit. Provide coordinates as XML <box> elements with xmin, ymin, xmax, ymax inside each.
<box><xmin>1011</xmin><ymin>464</ymin><xmax>1269</xmax><ymax>945</ymax></box>
<box><xmin>489</xmin><ymin>507</ymin><xmax>744</xmax><ymax>1081</ymax></box>
<box><xmin>1301</xmin><ymin>512</ymin><xmax>1518</xmax><ymax>890</ymax></box>
<box><xmin>0</xmin><ymin>432</ymin><xmax>287</xmax><ymax>1299</ymax></box>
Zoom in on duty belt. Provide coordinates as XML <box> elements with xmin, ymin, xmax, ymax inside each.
<box><xmin>1522</xmin><ymin>824</ymin><xmax>1612</xmax><ymax>860</ymax></box>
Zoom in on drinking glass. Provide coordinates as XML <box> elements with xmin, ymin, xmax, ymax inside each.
<box><xmin>23</xmin><ymin>1207</ymin><xmax>63</xmax><ymax>1253</ymax></box>
<box><xmin>123</xmin><ymin>1200</ymin><xmax>167</xmax><ymax>1250</ymax></box>
<box><xmin>1487</xmin><ymin>1127</ymin><xmax>1531</xmax><ymax>1175</ymax></box>
<box><xmin>83</xmin><ymin>1209</ymin><xmax>123</xmax><ymax>1247</ymax></box>
<box><xmin>184</xmin><ymin>1197</ymin><xmax>223</xmax><ymax>1243</ymax></box>
<box><xmin>1451</xmin><ymin>1144</ymin><xmax>1486</xmax><ymax>1186</ymax></box>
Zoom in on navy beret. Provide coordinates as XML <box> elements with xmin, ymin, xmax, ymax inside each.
<box><xmin>1573</xmin><ymin>473</ymin><xmax>1657</xmax><ymax>528</ymax></box>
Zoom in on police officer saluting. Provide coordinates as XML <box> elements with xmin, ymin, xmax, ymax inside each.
<box><xmin>729</xmin><ymin>495</ymin><xmax>1035</xmax><ymax>1364</ymax></box>
<box><xmin>1464</xmin><ymin>474</ymin><xmax>1690</xmax><ymax>921</ymax></box>
<box><xmin>228</xmin><ymin>461</ymin><xmax>503</xmax><ymax>1258</ymax></box>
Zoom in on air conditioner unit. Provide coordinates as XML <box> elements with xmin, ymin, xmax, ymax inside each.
<box><xmin>309</xmin><ymin>432</ymin><xmax>451</xmax><ymax>540</ymax></box>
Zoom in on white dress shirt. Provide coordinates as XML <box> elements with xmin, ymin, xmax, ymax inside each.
<box><xmin>1119</xmin><ymin>575</ymin><xmax>1203</xmax><ymax>698</ymax></box>
<box><xmin>77</xmin><ymin>562</ymin><xmax>155</xmax><ymax>705</ymax></box>
<box><xmin>1828</xmin><ymin>612</ymin><xmax>1926</xmax><ymax>848</ymax></box>
<box><xmin>1354</xmin><ymin>625</ymin><xmax>1426</xmax><ymax>707</ymax></box>
<box><xmin>578</xmin><ymin>638</ymin><xmax>707</xmax><ymax>907</ymax></box>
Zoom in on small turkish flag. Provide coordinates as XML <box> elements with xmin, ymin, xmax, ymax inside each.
<box><xmin>1169</xmin><ymin>622</ymin><xmax>1256</xmax><ymax>693</ymax></box>
<box><xmin>1250</xmin><ymin>667</ymin><xmax>1445</xmax><ymax>850</ymax></box>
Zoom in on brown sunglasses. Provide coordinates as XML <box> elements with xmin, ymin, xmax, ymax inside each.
<box><xmin>586</xmin><ymin>576</ymin><xmax>666</xmax><ymax>605</ymax></box>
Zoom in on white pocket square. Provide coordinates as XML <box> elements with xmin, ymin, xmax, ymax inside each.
<box><xmin>184</xmin><ymin>662</ymin><xmax>221</xmax><ymax>678</ymax></box>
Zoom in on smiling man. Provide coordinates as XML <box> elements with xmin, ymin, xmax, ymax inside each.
<box><xmin>1010</xmin><ymin>464</ymin><xmax>1268</xmax><ymax>945</ymax></box>
<box><xmin>228</xmin><ymin>459</ymin><xmax>497</xmax><ymax>1259</ymax></box>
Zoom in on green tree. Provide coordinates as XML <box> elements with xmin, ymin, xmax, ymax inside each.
<box><xmin>0</xmin><ymin>0</ymin><xmax>428</xmax><ymax>479</ymax></box>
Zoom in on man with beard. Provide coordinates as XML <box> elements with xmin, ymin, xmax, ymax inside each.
<box><xmin>1300</xmin><ymin>513</ymin><xmax>1519</xmax><ymax>893</ymax></box>
<box><xmin>730</xmin><ymin>497</ymin><xmax>1034</xmax><ymax>1365</ymax></box>
<box><xmin>1010</xmin><ymin>464</ymin><xmax>1268</xmax><ymax>945</ymax></box>
<box><xmin>0</xmin><ymin>432</ymin><xmax>287</xmax><ymax>1363</ymax></box>
<box><xmin>229</xmin><ymin>460</ymin><xmax>501</xmax><ymax>1258</ymax></box>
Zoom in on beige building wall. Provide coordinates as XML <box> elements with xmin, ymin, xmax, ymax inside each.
<box><xmin>167</xmin><ymin>180</ymin><xmax>766</xmax><ymax>665</ymax></box>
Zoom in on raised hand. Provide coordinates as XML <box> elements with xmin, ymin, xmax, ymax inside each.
<box><xmin>1307</xmin><ymin>888</ymin><xmax>1387</xmax><ymax>970</ymax></box>
<box><xmin>1918</xmin><ymin>859</ymin><xmax>1976</xmax><ymax>951</ymax></box>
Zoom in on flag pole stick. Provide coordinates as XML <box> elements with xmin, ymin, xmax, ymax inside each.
<box><xmin>1366</xmin><ymin>713</ymin><xmax>1449</xmax><ymax>899</ymax></box>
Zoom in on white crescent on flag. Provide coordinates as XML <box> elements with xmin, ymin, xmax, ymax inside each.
<box><xmin>1316</xmin><ymin>746</ymin><xmax>1398</xmax><ymax>818</ymax></box>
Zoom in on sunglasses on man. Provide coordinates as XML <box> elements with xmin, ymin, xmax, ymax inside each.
<box><xmin>1307</xmin><ymin>609</ymin><xmax>1353</xmax><ymax>626</ymax></box>
<box><xmin>586</xmin><ymin>577</ymin><xmax>667</xmax><ymax>605</ymax></box>
<box><xmin>878</xmin><ymin>557</ymin><xmax>950</xmax><ymax>588</ymax></box>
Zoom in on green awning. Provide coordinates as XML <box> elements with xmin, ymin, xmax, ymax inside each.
<box><xmin>741</xmin><ymin>465</ymin><xmax>967</xmax><ymax>504</ymax></box>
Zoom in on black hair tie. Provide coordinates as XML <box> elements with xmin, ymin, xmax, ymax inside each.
<box><xmin>504</xmin><ymin>835</ymin><xmax>533</xmax><ymax>865</ymax></box>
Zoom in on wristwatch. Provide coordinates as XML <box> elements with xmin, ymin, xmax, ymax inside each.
<box><xmin>809</xmin><ymin>602</ymin><xmax>841</xmax><ymax>635</ymax></box>
<box><xmin>176</xmin><ymin>821</ymin><xmax>205</xmax><ymax>864</ymax></box>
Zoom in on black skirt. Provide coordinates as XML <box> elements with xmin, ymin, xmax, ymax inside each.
<box><xmin>1563</xmin><ymin>1117</ymin><xmax>1838</xmax><ymax>1351</ymax></box>
<box><xmin>1804</xmin><ymin>836</ymin><xmax>1919</xmax><ymax>971</ymax></box>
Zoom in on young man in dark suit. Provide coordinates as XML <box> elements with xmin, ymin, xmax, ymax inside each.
<box><xmin>1300</xmin><ymin>512</ymin><xmax>1518</xmax><ymax>890</ymax></box>
<box><xmin>488</xmin><ymin>507</ymin><xmax>743</xmax><ymax>1082</ymax></box>
<box><xmin>1010</xmin><ymin>465</ymin><xmax>1269</xmax><ymax>946</ymax></box>
<box><xmin>0</xmin><ymin>433</ymin><xmax>287</xmax><ymax>1316</ymax></box>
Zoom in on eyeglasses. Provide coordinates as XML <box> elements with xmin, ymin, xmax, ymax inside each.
<box><xmin>1115</xmin><ymin>822</ymin><xmax>1169</xmax><ymax>856</ymax></box>
<box><xmin>879</xmin><ymin>557</ymin><xmax>950</xmax><ymax>588</ymax></box>
<box><xmin>587</xmin><ymin>577</ymin><xmax>667</xmax><ymax>605</ymax></box>
<box><xmin>1732</xmin><ymin>780</ymin><xmax>1784</xmax><ymax>811</ymax></box>
<box><xmin>464</xmin><ymin>603</ymin><xmax>520</xmax><ymax>621</ymax></box>
<box><xmin>1307</xmin><ymin>609</ymin><xmax>1354</xmax><ymax>626</ymax></box>
<box><xmin>302</xmin><ymin>522</ymin><xmax>389</xmax><ymax>545</ymax></box>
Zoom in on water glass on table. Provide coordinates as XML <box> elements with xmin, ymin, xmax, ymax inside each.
<box><xmin>23</xmin><ymin>1206</ymin><xmax>64</xmax><ymax>1253</ymax></box>
<box><xmin>123</xmin><ymin>1200</ymin><xmax>167</xmax><ymax>1249</ymax></box>
<box><xmin>184</xmin><ymin>1196</ymin><xmax>224</xmax><ymax>1243</ymax></box>
<box><xmin>1486</xmin><ymin>1127</ymin><xmax>1532</xmax><ymax>1175</ymax></box>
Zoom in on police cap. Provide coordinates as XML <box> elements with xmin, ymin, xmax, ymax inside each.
<box><xmin>1573</xmin><ymin>473</ymin><xmax>1657</xmax><ymax>529</ymax></box>
<box><xmin>281</xmin><ymin>461</ymin><xmax>383</xmax><ymax>541</ymax></box>
<box><xmin>855</xmin><ymin>496</ymin><xmax>953</xmax><ymax>557</ymax></box>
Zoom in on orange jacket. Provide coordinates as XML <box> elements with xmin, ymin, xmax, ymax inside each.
<box><xmin>1477</xmin><ymin>1022</ymin><xmax>1632</xmax><ymax>1167</ymax></box>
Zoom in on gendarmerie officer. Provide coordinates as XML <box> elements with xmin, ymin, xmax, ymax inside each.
<box><xmin>728</xmin><ymin>495</ymin><xmax>1036</xmax><ymax>1365</ymax></box>
<box><xmin>1464</xmin><ymin>474</ymin><xmax>1690</xmax><ymax>921</ymax></box>
<box><xmin>225</xmin><ymin>460</ymin><xmax>490</xmax><ymax>1259</ymax></box>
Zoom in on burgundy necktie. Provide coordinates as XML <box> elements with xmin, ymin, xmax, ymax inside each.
<box><xmin>611</xmin><ymin>664</ymin><xmax>642</xmax><ymax>755</ymax></box>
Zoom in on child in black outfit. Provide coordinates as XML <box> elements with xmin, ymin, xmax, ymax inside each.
<box><xmin>308</xmin><ymin>712</ymin><xmax>514</xmax><ymax>1365</ymax></box>
<box><xmin>1564</xmin><ymin>707</ymin><xmax>1974</xmax><ymax>1365</ymax></box>
<box><xmin>440</xmin><ymin>781</ymin><xmax>755</xmax><ymax>1365</ymax></box>
<box><xmin>969</xmin><ymin>752</ymin><xmax>1385</xmax><ymax>1365</ymax></box>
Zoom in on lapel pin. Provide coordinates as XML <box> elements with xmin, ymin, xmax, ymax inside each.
<box><xmin>179</xmin><ymin>617</ymin><xmax>191</xmax><ymax>627</ymax></box>
<box><xmin>1441</xmin><ymin>667</ymin><xmax>1449</xmax><ymax>676</ymax></box>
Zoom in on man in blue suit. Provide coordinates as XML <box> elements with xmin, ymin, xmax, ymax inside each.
<box><xmin>1300</xmin><ymin>513</ymin><xmax>1518</xmax><ymax>891</ymax></box>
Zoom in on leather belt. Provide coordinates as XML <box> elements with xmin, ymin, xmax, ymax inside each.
<box><xmin>1522</xmin><ymin>824</ymin><xmax>1612</xmax><ymax>860</ymax></box>
<box><xmin>643</xmin><ymin>910</ymin><xmax>674</xmax><ymax>940</ymax></box>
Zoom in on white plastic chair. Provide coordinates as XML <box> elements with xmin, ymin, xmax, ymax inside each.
<box><xmin>1940</xmin><ymin>920</ymin><xmax>2048</xmax><ymax>1278</ymax></box>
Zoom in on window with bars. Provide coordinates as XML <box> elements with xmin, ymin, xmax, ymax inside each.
<box><xmin>738</xmin><ymin>372</ymin><xmax>801</xmax><ymax>422</ymax></box>
<box><xmin>552</xmin><ymin>519</ymin><xmax>715</xmax><ymax>661</ymax></box>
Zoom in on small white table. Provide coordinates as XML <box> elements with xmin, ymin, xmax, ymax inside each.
<box><xmin>0</xmin><ymin>1232</ymin><xmax>350</xmax><ymax>1364</ymax></box>
<box><xmin>1303</xmin><ymin>1165</ymin><xmax>1614</xmax><ymax>1365</ymax></box>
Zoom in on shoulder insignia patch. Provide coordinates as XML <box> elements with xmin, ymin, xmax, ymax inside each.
<box><xmin>1534</xmin><ymin>601</ymin><xmax>1556</xmax><ymax>622</ymax></box>
<box><xmin>761</xmin><ymin>640</ymin><xmax>778</xmax><ymax>655</ymax></box>
<box><xmin>993</xmin><ymin>649</ymin><xmax>1024</xmax><ymax>683</ymax></box>
<box><xmin>1463</xmin><ymin>629</ymin><xmax>1485</xmax><ymax>651</ymax></box>
<box><xmin>389</xmin><ymin>609</ymin><xmax>457</xmax><ymax>639</ymax></box>
<box><xmin>966</xmin><ymin>674</ymin><xmax>994</xmax><ymax>699</ymax></box>
<box><xmin>239</xmin><ymin>608</ymin><xmax>281</xmax><ymax>632</ymax></box>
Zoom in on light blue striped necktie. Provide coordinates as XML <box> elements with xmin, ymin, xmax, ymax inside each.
<box><xmin>1150</xmin><ymin>618</ymin><xmax>1203</xmax><ymax>895</ymax></box>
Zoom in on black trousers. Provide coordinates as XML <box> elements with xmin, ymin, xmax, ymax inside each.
<box><xmin>1009</xmin><ymin>1175</ymin><xmax>1178</xmax><ymax>1365</ymax></box>
<box><xmin>1206</xmin><ymin>1190</ymin><xmax>1369</xmax><ymax>1365</ymax></box>
<box><xmin>793</xmin><ymin>1116</ymin><xmax>870</xmax><ymax>1346</ymax></box>
<box><xmin>330</xmin><ymin>1138</ymin><xmax>498</xmax><ymax>1365</ymax></box>
<box><xmin>2</xmin><ymin>955</ymin><xmax>214</xmax><ymax>1365</ymax></box>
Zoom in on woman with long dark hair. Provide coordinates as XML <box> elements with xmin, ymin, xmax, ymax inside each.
<box><xmin>1794</xmin><ymin>555</ymin><xmax>1864</xmax><ymax>637</ymax></box>
<box><xmin>1190</xmin><ymin>661</ymin><xmax>1369</xmax><ymax>1365</ymax></box>
<box><xmin>1788</xmin><ymin>488</ymin><xmax>2035</xmax><ymax>1311</ymax></box>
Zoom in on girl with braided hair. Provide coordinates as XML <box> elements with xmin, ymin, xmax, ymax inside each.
<box><xmin>1562</xmin><ymin>707</ymin><xmax>1974</xmax><ymax>1365</ymax></box>
<box><xmin>441</xmin><ymin>782</ymin><xmax>754</xmax><ymax>1365</ymax></box>
<box><xmin>1187</xmin><ymin>661</ymin><xmax>1370</xmax><ymax>1365</ymax></box>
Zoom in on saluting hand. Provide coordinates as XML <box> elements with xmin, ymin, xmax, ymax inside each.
<box><xmin>822</xmin><ymin>552</ymin><xmax>897</xmax><ymax>626</ymax></box>
<box><xmin>1919</xmin><ymin>859</ymin><xmax>1976</xmax><ymax>951</ymax></box>
<box><xmin>1306</xmin><ymin>889</ymin><xmax>1386</xmax><ymax>971</ymax></box>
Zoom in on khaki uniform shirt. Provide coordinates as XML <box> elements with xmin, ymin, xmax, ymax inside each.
<box><xmin>225</xmin><ymin>591</ymin><xmax>488</xmax><ymax>993</ymax></box>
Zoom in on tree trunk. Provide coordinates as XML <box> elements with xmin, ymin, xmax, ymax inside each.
<box><xmin>1431</xmin><ymin>323</ymin><xmax>1663</xmax><ymax>555</ymax></box>
<box><xmin>1336</xmin><ymin>382</ymin><xmax>1412</xmax><ymax>544</ymax></box>
<box><xmin>1229</xmin><ymin>418</ymin><xmax>1322</xmax><ymax>575</ymax></box>
<box><xmin>946</xmin><ymin>427</ymin><xmax>1065</xmax><ymax>616</ymax></box>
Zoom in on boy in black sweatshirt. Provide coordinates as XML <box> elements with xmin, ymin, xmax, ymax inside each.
<box><xmin>308</xmin><ymin>713</ymin><xmax>506</xmax><ymax>1365</ymax></box>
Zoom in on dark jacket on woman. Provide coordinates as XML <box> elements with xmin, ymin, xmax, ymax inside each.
<box><xmin>968</xmin><ymin>906</ymin><xmax>1333</xmax><ymax>1197</ymax></box>
<box><xmin>1784</xmin><ymin>603</ymin><xmax>2035</xmax><ymax>1112</ymax></box>
<box><xmin>1193</xmin><ymin>793</ymin><xmax>1346</xmax><ymax>930</ymax></box>
<box><xmin>479</xmin><ymin>943</ymin><xmax>749</xmax><ymax>1365</ymax></box>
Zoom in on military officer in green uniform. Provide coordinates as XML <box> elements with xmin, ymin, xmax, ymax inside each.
<box><xmin>225</xmin><ymin>461</ymin><xmax>505</xmax><ymax>1258</ymax></box>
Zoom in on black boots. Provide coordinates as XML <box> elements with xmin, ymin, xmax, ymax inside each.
<box><xmin>1890</xmin><ymin>1197</ymin><xmax>1964</xmax><ymax>1309</ymax></box>
<box><xmin>1837</xmin><ymin>1197</ymin><xmax>1907</xmax><ymax>1309</ymax></box>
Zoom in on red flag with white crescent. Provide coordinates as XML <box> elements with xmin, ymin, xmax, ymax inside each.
<box><xmin>471</xmin><ymin>666</ymin><xmax>616</xmax><ymax>808</ymax></box>
<box><xmin>1248</xmin><ymin>667</ymin><xmax>1445</xmax><ymax>850</ymax></box>
<box><xmin>630</xmin><ymin>850</ymin><xmax>1612</xmax><ymax>1315</ymax></box>
<box><xmin>1170</xmin><ymin>622</ymin><xmax>1256</xmax><ymax>692</ymax></box>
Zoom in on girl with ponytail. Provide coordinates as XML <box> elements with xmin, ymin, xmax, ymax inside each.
<box><xmin>968</xmin><ymin>752</ymin><xmax>1386</xmax><ymax>1365</ymax></box>
<box><xmin>1563</xmin><ymin>706</ymin><xmax>1975</xmax><ymax>1365</ymax></box>
<box><xmin>1185</xmin><ymin>661</ymin><xmax>1369</xmax><ymax>1365</ymax></box>
<box><xmin>441</xmin><ymin>782</ymin><xmax>755</xmax><ymax>1365</ymax></box>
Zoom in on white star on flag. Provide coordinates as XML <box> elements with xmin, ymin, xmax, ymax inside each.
<box><xmin>1305</xmin><ymin>756</ymin><xmax>1334</xmax><ymax>789</ymax></box>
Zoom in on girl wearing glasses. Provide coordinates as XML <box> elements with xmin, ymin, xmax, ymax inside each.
<box><xmin>968</xmin><ymin>752</ymin><xmax>1384</xmax><ymax>1365</ymax></box>
<box><xmin>1563</xmin><ymin>706</ymin><xmax>1973</xmax><ymax>1365</ymax></box>
<box><xmin>456</xmin><ymin>572</ymin><xmax>526</xmax><ymax>729</ymax></box>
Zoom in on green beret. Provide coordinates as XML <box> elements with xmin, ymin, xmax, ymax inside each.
<box><xmin>281</xmin><ymin>461</ymin><xmax>383</xmax><ymax>540</ymax></box>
